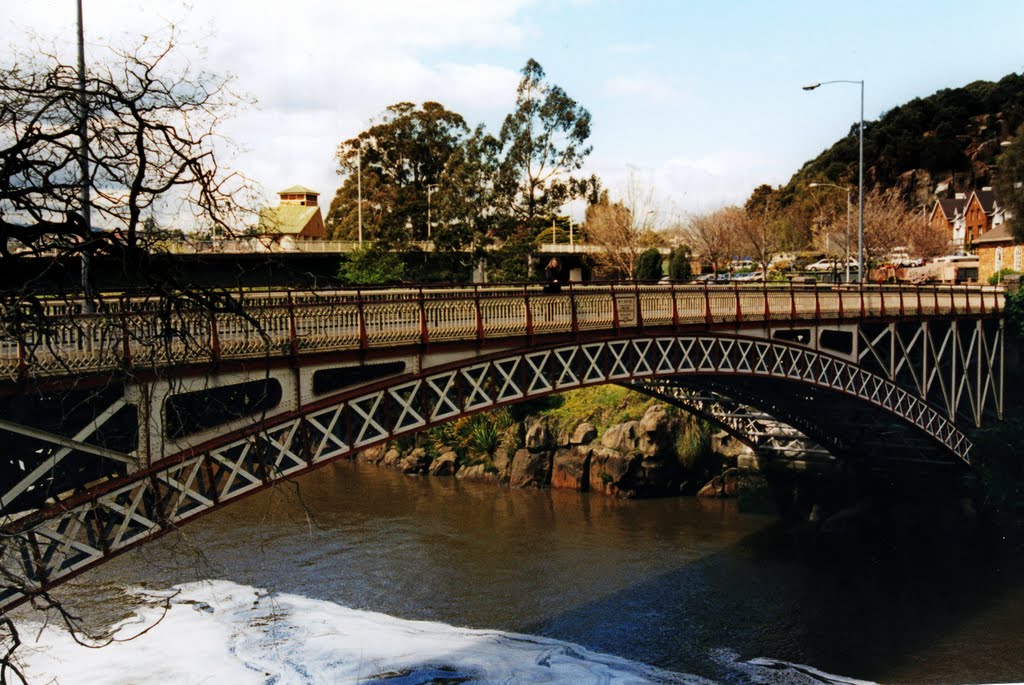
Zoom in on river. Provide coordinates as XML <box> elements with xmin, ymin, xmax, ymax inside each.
<box><xmin>14</xmin><ymin>461</ymin><xmax>1024</xmax><ymax>684</ymax></box>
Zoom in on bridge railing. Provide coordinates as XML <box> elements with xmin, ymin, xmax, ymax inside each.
<box><xmin>0</xmin><ymin>283</ymin><xmax>1004</xmax><ymax>382</ymax></box>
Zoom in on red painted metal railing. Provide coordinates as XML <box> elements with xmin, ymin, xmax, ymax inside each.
<box><xmin>0</xmin><ymin>282</ymin><xmax>1004</xmax><ymax>383</ymax></box>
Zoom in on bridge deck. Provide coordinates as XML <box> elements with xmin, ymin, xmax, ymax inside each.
<box><xmin>0</xmin><ymin>282</ymin><xmax>1004</xmax><ymax>384</ymax></box>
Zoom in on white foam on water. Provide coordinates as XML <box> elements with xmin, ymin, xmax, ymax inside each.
<box><xmin>15</xmin><ymin>580</ymin><xmax>714</xmax><ymax>685</ymax></box>
<box><xmin>710</xmin><ymin>650</ymin><xmax>879</xmax><ymax>685</ymax></box>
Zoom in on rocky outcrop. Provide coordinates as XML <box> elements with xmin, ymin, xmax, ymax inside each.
<box><xmin>524</xmin><ymin>419</ymin><xmax>553</xmax><ymax>452</ymax></box>
<box><xmin>398</xmin><ymin>448</ymin><xmax>430</xmax><ymax>474</ymax></box>
<box><xmin>697</xmin><ymin>468</ymin><xmax>739</xmax><ymax>498</ymax></box>
<box><xmin>570</xmin><ymin>422</ymin><xmax>597</xmax><ymax>446</ymax></box>
<box><xmin>456</xmin><ymin>463</ymin><xmax>499</xmax><ymax>482</ymax></box>
<box><xmin>589</xmin><ymin>446</ymin><xmax>641</xmax><ymax>496</ymax></box>
<box><xmin>509</xmin><ymin>448</ymin><xmax>551</xmax><ymax>488</ymax></box>
<box><xmin>551</xmin><ymin>447</ymin><xmax>589</xmax><ymax>490</ymax></box>
<box><xmin>355</xmin><ymin>402</ymin><xmax>747</xmax><ymax>499</ymax></box>
<box><xmin>429</xmin><ymin>451</ymin><xmax>458</xmax><ymax>476</ymax></box>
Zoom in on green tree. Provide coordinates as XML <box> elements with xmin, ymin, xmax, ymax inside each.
<box><xmin>327</xmin><ymin>102</ymin><xmax>469</xmax><ymax>246</ymax></box>
<box><xmin>432</xmin><ymin>125</ymin><xmax>502</xmax><ymax>254</ymax></box>
<box><xmin>668</xmin><ymin>246</ymin><xmax>693</xmax><ymax>281</ymax></box>
<box><xmin>995</xmin><ymin>124</ymin><xmax>1024</xmax><ymax>241</ymax></box>
<box><xmin>635</xmin><ymin>247</ymin><xmax>663</xmax><ymax>281</ymax></box>
<box><xmin>337</xmin><ymin>244</ymin><xmax>406</xmax><ymax>285</ymax></box>
<box><xmin>497</xmin><ymin>59</ymin><xmax>593</xmax><ymax>237</ymax></box>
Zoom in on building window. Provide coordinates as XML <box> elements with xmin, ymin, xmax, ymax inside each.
<box><xmin>995</xmin><ymin>247</ymin><xmax>1003</xmax><ymax>272</ymax></box>
<box><xmin>1016</xmin><ymin>246</ymin><xmax>1022</xmax><ymax>272</ymax></box>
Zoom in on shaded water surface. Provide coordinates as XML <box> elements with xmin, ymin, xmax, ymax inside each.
<box><xmin>56</xmin><ymin>462</ymin><xmax>1024</xmax><ymax>683</ymax></box>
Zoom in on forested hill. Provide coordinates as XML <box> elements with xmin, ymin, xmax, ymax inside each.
<box><xmin>783</xmin><ymin>72</ymin><xmax>1024</xmax><ymax>204</ymax></box>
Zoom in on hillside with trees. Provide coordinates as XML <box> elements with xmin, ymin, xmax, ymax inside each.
<box><xmin>721</xmin><ymin>73</ymin><xmax>1024</xmax><ymax>259</ymax></box>
<box><xmin>788</xmin><ymin>72</ymin><xmax>1024</xmax><ymax>201</ymax></box>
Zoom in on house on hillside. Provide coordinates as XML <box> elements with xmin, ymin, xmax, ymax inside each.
<box><xmin>973</xmin><ymin>222</ymin><xmax>1021</xmax><ymax>283</ymax></box>
<box><xmin>256</xmin><ymin>185</ymin><xmax>326</xmax><ymax>244</ymax></box>
<box><xmin>963</xmin><ymin>187</ymin><xmax>1007</xmax><ymax>247</ymax></box>
<box><xmin>929</xmin><ymin>195</ymin><xmax>967</xmax><ymax>248</ymax></box>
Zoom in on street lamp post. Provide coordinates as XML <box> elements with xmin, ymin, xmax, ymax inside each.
<box><xmin>809</xmin><ymin>182</ymin><xmax>852</xmax><ymax>282</ymax></box>
<box><xmin>803</xmin><ymin>79</ymin><xmax>864</xmax><ymax>282</ymax></box>
<box><xmin>356</xmin><ymin>141</ymin><xmax>363</xmax><ymax>246</ymax></box>
<box><xmin>77</xmin><ymin>0</ymin><xmax>94</xmax><ymax>312</ymax></box>
<box><xmin>426</xmin><ymin>183</ymin><xmax>439</xmax><ymax>241</ymax></box>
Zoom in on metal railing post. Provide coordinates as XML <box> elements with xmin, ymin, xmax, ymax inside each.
<box><xmin>524</xmin><ymin>285</ymin><xmax>534</xmax><ymax>338</ymax></box>
<box><xmin>356</xmin><ymin>289</ymin><xmax>368</xmax><ymax>350</ymax></box>
<box><xmin>286</xmin><ymin>290</ymin><xmax>299</xmax><ymax>357</ymax></box>
<box><xmin>418</xmin><ymin>286</ymin><xmax>429</xmax><ymax>345</ymax></box>
<box><xmin>704</xmin><ymin>282</ymin><xmax>712</xmax><ymax>325</ymax></box>
<box><xmin>671</xmin><ymin>282</ymin><xmax>680</xmax><ymax>328</ymax></box>
<box><xmin>634</xmin><ymin>281</ymin><xmax>644</xmax><ymax>330</ymax></box>
<box><xmin>570</xmin><ymin>282</ymin><xmax>579</xmax><ymax>336</ymax></box>
<box><xmin>119</xmin><ymin>295</ymin><xmax>132</xmax><ymax>368</ymax></box>
<box><xmin>473</xmin><ymin>285</ymin><xmax>484</xmax><ymax>341</ymax></box>
<box><xmin>611</xmin><ymin>283</ymin><xmax>620</xmax><ymax>332</ymax></box>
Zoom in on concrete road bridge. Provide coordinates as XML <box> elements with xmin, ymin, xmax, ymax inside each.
<box><xmin>0</xmin><ymin>281</ymin><xmax>1005</xmax><ymax>611</ymax></box>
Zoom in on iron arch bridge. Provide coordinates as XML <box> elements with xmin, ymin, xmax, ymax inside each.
<box><xmin>0</xmin><ymin>282</ymin><xmax>1005</xmax><ymax>610</ymax></box>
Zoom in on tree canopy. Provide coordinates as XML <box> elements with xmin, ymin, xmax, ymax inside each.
<box><xmin>326</xmin><ymin>102</ymin><xmax>469</xmax><ymax>246</ymax></box>
<box><xmin>496</xmin><ymin>59</ymin><xmax>595</xmax><ymax>236</ymax></box>
<box><xmin>0</xmin><ymin>29</ymin><xmax>255</xmax><ymax>289</ymax></box>
<box><xmin>327</xmin><ymin>59</ymin><xmax>598</xmax><ymax>280</ymax></box>
<box><xmin>995</xmin><ymin>123</ymin><xmax>1024</xmax><ymax>241</ymax></box>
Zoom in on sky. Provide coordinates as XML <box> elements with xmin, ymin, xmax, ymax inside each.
<box><xmin>4</xmin><ymin>0</ymin><xmax>1024</xmax><ymax>224</ymax></box>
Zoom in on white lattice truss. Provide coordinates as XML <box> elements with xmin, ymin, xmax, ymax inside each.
<box><xmin>626</xmin><ymin>384</ymin><xmax>833</xmax><ymax>459</ymax></box>
<box><xmin>857</xmin><ymin>320</ymin><xmax>1004</xmax><ymax>426</ymax></box>
<box><xmin>0</xmin><ymin>330</ymin><xmax>994</xmax><ymax>611</ymax></box>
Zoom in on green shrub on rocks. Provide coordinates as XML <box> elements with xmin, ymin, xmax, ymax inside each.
<box><xmin>538</xmin><ymin>385</ymin><xmax>658</xmax><ymax>437</ymax></box>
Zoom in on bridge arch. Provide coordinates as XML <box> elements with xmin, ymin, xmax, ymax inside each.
<box><xmin>0</xmin><ymin>331</ymin><xmax>975</xmax><ymax>610</ymax></box>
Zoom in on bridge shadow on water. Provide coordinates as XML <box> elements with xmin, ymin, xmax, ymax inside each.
<box><xmin>49</xmin><ymin>460</ymin><xmax>1024</xmax><ymax>684</ymax></box>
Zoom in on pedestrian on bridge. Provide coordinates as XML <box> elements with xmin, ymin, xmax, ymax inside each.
<box><xmin>544</xmin><ymin>258</ymin><xmax>563</xmax><ymax>293</ymax></box>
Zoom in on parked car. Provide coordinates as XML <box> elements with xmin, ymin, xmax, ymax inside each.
<box><xmin>886</xmin><ymin>251</ymin><xmax>923</xmax><ymax>267</ymax></box>
<box><xmin>731</xmin><ymin>271</ymin><xmax>765</xmax><ymax>282</ymax></box>
<box><xmin>932</xmin><ymin>253</ymin><xmax>978</xmax><ymax>264</ymax></box>
<box><xmin>806</xmin><ymin>257</ymin><xmax>858</xmax><ymax>272</ymax></box>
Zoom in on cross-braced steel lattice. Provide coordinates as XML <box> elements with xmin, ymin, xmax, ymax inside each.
<box><xmin>0</xmin><ymin>323</ymin><xmax>998</xmax><ymax>611</ymax></box>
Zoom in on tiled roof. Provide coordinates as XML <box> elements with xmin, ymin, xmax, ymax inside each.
<box><xmin>972</xmin><ymin>189</ymin><xmax>997</xmax><ymax>214</ymax></box>
<box><xmin>277</xmin><ymin>185</ymin><xmax>319</xmax><ymax>195</ymax></box>
<box><xmin>973</xmin><ymin>221</ymin><xmax>1016</xmax><ymax>245</ymax></box>
<box><xmin>257</xmin><ymin>205</ymin><xmax>319</xmax><ymax>234</ymax></box>
<box><xmin>936</xmin><ymin>197</ymin><xmax>967</xmax><ymax>217</ymax></box>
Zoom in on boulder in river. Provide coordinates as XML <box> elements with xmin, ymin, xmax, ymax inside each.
<box><xmin>398</xmin><ymin>447</ymin><xmax>430</xmax><ymax>474</ymax></box>
<box><xmin>525</xmin><ymin>419</ymin><xmax>553</xmax><ymax>452</ymax></box>
<box><xmin>551</xmin><ymin>447</ymin><xmax>590</xmax><ymax>491</ymax></box>
<box><xmin>697</xmin><ymin>468</ymin><xmax>739</xmax><ymax>498</ymax></box>
<box><xmin>570</xmin><ymin>422</ymin><xmax>598</xmax><ymax>446</ymax></box>
<box><xmin>509</xmin><ymin>448</ymin><xmax>551</xmax><ymax>488</ymax></box>
<box><xmin>429</xmin><ymin>451</ymin><xmax>458</xmax><ymax>476</ymax></box>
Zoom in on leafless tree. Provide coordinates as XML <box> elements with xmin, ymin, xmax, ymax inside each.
<box><xmin>861</xmin><ymin>187</ymin><xmax>944</xmax><ymax>262</ymax></box>
<box><xmin>0</xmin><ymin>26</ymin><xmax>265</xmax><ymax>681</ymax></box>
<box><xmin>584</xmin><ymin>170</ymin><xmax>663</xmax><ymax>278</ymax></box>
<box><xmin>684</xmin><ymin>206</ymin><xmax>745</xmax><ymax>273</ymax></box>
<box><xmin>734</xmin><ymin>205</ymin><xmax>784</xmax><ymax>273</ymax></box>
<box><xmin>0</xmin><ymin>27</ymin><xmax>258</xmax><ymax>302</ymax></box>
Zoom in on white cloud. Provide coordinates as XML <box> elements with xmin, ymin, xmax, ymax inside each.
<box><xmin>3</xmin><ymin>0</ymin><xmax>536</xmax><ymax>209</ymax></box>
<box><xmin>603</xmin><ymin>74</ymin><xmax>678</xmax><ymax>103</ymax></box>
<box><xmin>586</xmin><ymin>152</ymin><xmax>785</xmax><ymax>217</ymax></box>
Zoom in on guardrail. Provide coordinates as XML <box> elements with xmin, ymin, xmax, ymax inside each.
<box><xmin>0</xmin><ymin>282</ymin><xmax>1004</xmax><ymax>383</ymax></box>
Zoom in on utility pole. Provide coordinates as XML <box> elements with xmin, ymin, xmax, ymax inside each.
<box><xmin>356</xmin><ymin>141</ymin><xmax>363</xmax><ymax>246</ymax></box>
<box><xmin>77</xmin><ymin>0</ymin><xmax>94</xmax><ymax>312</ymax></box>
